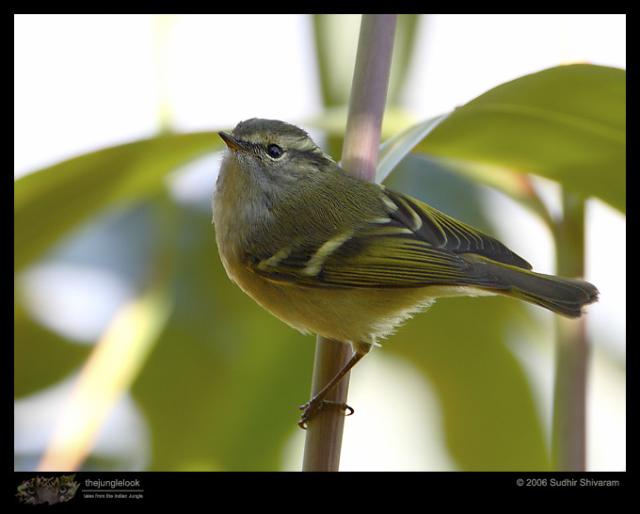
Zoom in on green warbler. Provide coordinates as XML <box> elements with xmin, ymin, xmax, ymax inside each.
<box><xmin>212</xmin><ymin>118</ymin><xmax>598</xmax><ymax>428</ymax></box>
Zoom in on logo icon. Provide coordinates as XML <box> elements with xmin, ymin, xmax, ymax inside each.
<box><xmin>16</xmin><ymin>475</ymin><xmax>80</xmax><ymax>505</ymax></box>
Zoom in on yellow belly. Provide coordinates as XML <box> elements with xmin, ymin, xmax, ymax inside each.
<box><xmin>220</xmin><ymin>249</ymin><xmax>493</xmax><ymax>345</ymax></box>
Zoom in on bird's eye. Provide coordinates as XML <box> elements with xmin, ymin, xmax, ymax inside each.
<box><xmin>267</xmin><ymin>144</ymin><xmax>284</xmax><ymax>159</ymax></box>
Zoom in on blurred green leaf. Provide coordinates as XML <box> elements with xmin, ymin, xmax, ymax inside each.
<box><xmin>313</xmin><ymin>14</ymin><xmax>420</xmax><ymax>107</ymax></box>
<box><xmin>14</xmin><ymin>304</ymin><xmax>91</xmax><ymax>398</ymax></box>
<box><xmin>15</xmin><ymin>131</ymin><xmax>221</xmax><ymax>271</ymax></box>
<box><xmin>416</xmin><ymin>64</ymin><xmax>625</xmax><ymax>212</ymax></box>
<box><xmin>387</xmin><ymin>14</ymin><xmax>421</xmax><ymax>104</ymax></box>
<box><xmin>389</xmin><ymin>296</ymin><xmax>548</xmax><ymax>470</ymax></box>
<box><xmin>312</xmin><ymin>14</ymin><xmax>361</xmax><ymax>107</ymax></box>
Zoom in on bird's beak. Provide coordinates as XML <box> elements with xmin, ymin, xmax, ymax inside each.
<box><xmin>219</xmin><ymin>131</ymin><xmax>244</xmax><ymax>152</ymax></box>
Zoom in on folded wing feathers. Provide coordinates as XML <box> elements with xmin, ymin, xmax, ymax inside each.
<box><xmin>383</xmin><ymin>189</ymin><xmax>532</xmax><ymax>270</ymax></box>
<box><xmin>250</xmin><ymin>188</ymin><xmax>532</xmax><ymax>289</ymax></box>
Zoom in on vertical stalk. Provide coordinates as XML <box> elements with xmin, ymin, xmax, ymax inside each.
<box><xmin>341</xmin><ymin>14</ymin><xmax>397</xmax><ymax>182</ymax></box>
<box><xmin>302</xmin><ymin>14</ymin><xmax>397</xmax><ymax>471</ymax></box>
<box><xmin>551</xmin><ymin>190</ymin><xmax>588</xmax><ymax>470</ymax></box>
<box><xmin>301</xmin><ymin>338</ymin><xmax>353</xmax><ymax>471</ymax></box>
<box><xmin>152</xmin><ymin>15</ymin><xmax>176</xmax><ymax>134</ymax></box>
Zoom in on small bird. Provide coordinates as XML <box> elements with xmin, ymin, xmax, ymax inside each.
<box><xmin>212</xmin><ymin>118</ymin><xmax>598</xmax><ymax>428</ymax></box>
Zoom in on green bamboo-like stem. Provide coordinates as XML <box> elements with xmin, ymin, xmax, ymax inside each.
<box><xmin>302</xmin><ymin>14</ymin><xmax>397</xmax><ymax>472</ymax></box>
<box><xmin>551</xmin><ymin>190</ymin><xmax>588</xmax><ymax>471</ymax></box>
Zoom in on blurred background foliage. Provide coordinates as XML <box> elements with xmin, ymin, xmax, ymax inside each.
<box><xmin>14</xmin><ymin>15</ymin><xmax>625</xmax><ymax>471</ymax></box>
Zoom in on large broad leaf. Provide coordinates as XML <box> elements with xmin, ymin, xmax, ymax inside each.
<box><xmin>14</xmin><ymin>304</ymin><xmax>91</xmax><ymax>398</ymax></box>
<box><xmin>378</xmin><ymin>116</ymin><xmax>553</xmax><ymax>223</ymax></box>
<box><xmin>415</xmin><ymin>64</ymin><xmax>625</xmax><ymax>212</ymax></box>
<box><xmin>14</xmin><ymin>131</ymin><xmax>221</xmax><ymax>271</ymax></box>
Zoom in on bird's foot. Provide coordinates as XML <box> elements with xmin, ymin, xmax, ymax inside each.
<box><xmin>298</xmin><ymin>399</ymin><xmax>354</xmax><ymax>429</ymax></box>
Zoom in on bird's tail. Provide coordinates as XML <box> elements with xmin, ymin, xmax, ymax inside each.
<box><xmin>467</xmin><ymin>256</ymin><xmax>599</xmax><ymax>318</ymax></box>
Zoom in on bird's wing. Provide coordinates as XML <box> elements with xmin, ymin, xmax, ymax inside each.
<box><xmin>381</xmin><ymin>188</ymin><xmax>532</xmax><ymax>270</ymax></box>
<box><xmin>248</xmin><ymin>187</ymin><xmax>530</xmax><ymax>290</ymax></box>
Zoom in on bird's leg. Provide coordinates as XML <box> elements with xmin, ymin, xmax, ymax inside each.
<box><xmin>298</xmin><ymin>342</ymin><xmax>371</xmax><ymax>429</ymax></box>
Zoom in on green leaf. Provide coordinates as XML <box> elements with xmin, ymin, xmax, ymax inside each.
<box><xmin>416</xmin><ymin>64</ymin><xmax>625</xmax><ymax>212</ymax></box>
<box><xmin>312</xmin><ymin>15</ymin><xmax>361</xmax><ymax>107</ymax></box>
<box><xmin>15</xmin><ymin>131</ymin><xmax>221</xmax><ymax>271</ymax></box>
<box><xmin>14</xmin><ymin>303</ymin><xmax>91</xmax><ymax>398</ymax></box>
<box><xmin>377</xmin><ymin>114</ymin><xmax>448</xmax><ymax>183</ymax></box>
<box><xmin>389</xmin><ymin>297</ymin><xmax>549</xmax><ymax>470</ymax></box>
<box><xmin>387</xmin><ymin>14</ymin><xmax>421</xmax><ymax>105</ymax></box>
<box><xmin>381</xmin><ymin>131</ymin><xmax>554</xmax><ymax>225</ymax></box>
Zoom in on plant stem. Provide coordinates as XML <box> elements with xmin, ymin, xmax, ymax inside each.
<box><xmin>302</xmin><ymin>14</ymin><xmax>397</xmax><ymax>472</ymax></box>
<box><xmin>341</xmin><ymin>15</ymin><xmax>397</xmax><ymax>182</ymax></box>
<box><xmin>551</xmin><ymin>190</ymin><xmax>588</xmax><ymax>471</ymax></box>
